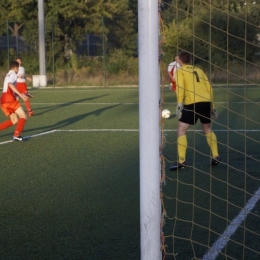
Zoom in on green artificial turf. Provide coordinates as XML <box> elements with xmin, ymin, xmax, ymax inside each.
<box><xmin>0</xmin><ymin>86</ymin><xmax>260</xmax><ymax>259</ymax></box>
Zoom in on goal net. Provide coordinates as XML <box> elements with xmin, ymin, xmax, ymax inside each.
<box><xmin>159</xmin><ymin>1</ymin><xmax>260</xmax><ymax>259</ymax></box>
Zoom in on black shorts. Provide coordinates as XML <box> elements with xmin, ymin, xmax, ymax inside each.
<box><xmin>179</xmin><ymin>102</ymin><xmax>211</xmax><ymax>125</ymax></box>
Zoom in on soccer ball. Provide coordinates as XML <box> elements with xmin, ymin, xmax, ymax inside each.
<box><xmin>162</xmin><ymin>109</ymin><xmax>171</xmax><ymax>119</ymax></box>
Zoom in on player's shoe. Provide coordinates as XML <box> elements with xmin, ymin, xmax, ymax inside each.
<box><xmin>169</xmin><ymin>161</ymin><xmax>187</xmax><ymax>171</ymax></box>
<box><xmin>12</xmin><ymin>135</ymin><xmax>24</xmax><ymax>141</ymax></box>
<box><xmin>211</xmin><ymin>156</ymin><xmax>221</xmax><ymax>166</ymax></box>
<box><xmin>28</xmin><ymin>110</ymin><xmax>34</xmax><ymax>117</ymax></box>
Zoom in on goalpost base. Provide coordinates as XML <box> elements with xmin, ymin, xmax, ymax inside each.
<box><xmin>32</xmin><ymin>75</ymin><xmax>47</xmax><ymax>87</ymax></box>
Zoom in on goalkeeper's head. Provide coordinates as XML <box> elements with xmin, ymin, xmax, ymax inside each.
<box><xmin>178</xmin><ymin>51</ymin><xmax>191</xmax><ymax>66</ymax></box>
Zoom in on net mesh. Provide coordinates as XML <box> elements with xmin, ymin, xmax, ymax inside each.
<box><xmin>159</xmin><ymin>1</ymin><xmax>260</xmax><ymax>259</ymax></box>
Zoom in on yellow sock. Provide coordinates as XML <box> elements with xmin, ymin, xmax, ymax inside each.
<box><xmin>178</xmin><ymin>135</ymin><xmax>187</xmax><ymax>163</ymax></box>
<box><xmin>206</xmin><ymin>132</ymin><xmax>219</xmax><ymax>158</ymax></box>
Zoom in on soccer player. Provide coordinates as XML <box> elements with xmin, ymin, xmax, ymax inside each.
<box><xmin>168</xmin><ymin>54</ymin><xmax>180</xmax><ymax>91</ymax></box>
<box><xmin>0</xmin><ymin>61</ymin><xmax>28</xmax><ymax>141</ymax></box>
<box><xmin>16</xmin><ymin>57</ymin><xmax>34</xmax><ymax>116</ymax></box>
<box><xmin>169</xmin><ymin>51</ymin><xmax>220</xmax><ymax>170</ymax></box>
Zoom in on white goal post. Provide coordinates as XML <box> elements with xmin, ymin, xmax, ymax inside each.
<box><xmin>138</xmin><ymin>0</ymin><xmax>161</xmax><ymax>259</ymax></box>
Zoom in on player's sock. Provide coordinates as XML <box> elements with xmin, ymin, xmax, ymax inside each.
<box><xmin>206</xmin><ymin>132</ymin><xmax>219</xmax><ymax>158</ymax></box>
<box><xmin>0</xmin><ymin>119</ymin><xmax>14</xmax><ymax>130</ymax></box>
<box><xmin>13</xmin><ymin>118</ymin><xmax>26</xmax><ymax>137</ymax></box>
<box><xmin>178</xmin><ymin>135</ymin><xmax>187</xmax><ymax>163</ymax></box>
<box><xmin>25</xmin><ymin>99</ymin><xmax>31</xmax><ymax>112</ymax></box>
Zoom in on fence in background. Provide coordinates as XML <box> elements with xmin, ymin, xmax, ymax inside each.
<box><xmin>0</xmin><ymin>17</ymin><xmax>138</xmax><ymax>87</ymax></box>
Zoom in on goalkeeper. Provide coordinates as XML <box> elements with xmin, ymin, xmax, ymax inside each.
<box><xmin>170</xmin><ymin>51</ymin><xmax>220</xmax><ymax>170</ymax></box>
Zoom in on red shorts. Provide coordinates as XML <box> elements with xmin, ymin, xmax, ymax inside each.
<box><xmin>16</xmin><ymin>82</ymin><xmax>28</xmax><ymax>94</ymax></box>
<box><xmin>1</xmin><ymin>100</ymin><xmax>21</xmax><ymax>116</ymax></box>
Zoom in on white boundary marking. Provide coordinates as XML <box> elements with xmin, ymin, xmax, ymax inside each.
<box><xmin>27</xmin><ymin>129</ymin><xmax>58</xmax><ymax>138</ymax></box>
<box><xmin>29</xmin><ymin>102</ymin><xmax>138</xmax><ymax>105</ymax></box>
<box><xmin>28</xmin><ymin>101</ymin><xmax>259</xmax><ymax>105</ymax></box>
<box><xmin>202</xmin><ymin>187</ymin><xmax>260</xmax><ymax>260</ymax></box>
<box><xmin>30</xmin><ymin>88</ymin><xmax>139</xmax><ymax>92</ymax></box>
<box><xmin>28</xmin><ymin>86</ymin><xmax>259</xmax><ymax>93</ymax></box>
<box><xmin>164</xmin><ymin>129</ymin><xmax>260</xmax><ymax>132</ymax></box>
<box><xmin>0</xmin><ymin>130</ymin><xmax>58</xmax><ymax>145</ymax></box>
<box><xmin>1</xmin><ymin>128</ymin><xmax>260</xmax><ymax>145</ymax></box>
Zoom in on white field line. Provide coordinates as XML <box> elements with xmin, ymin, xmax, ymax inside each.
<box><xmin>0</xmin><ymin>130</ymin><xmax>58</xmax><ymax>145</ymax></box>
<box><xmin>29</xmin><ymin>102</ymin><xmax>138</xmax><ymax>105</ymax></box>
<box><xmin>202</xmin><ymin>187</ymin><xmax>260</xmax><ymax>260</ymax></box>
<box><xmin>164</xmin><ymin>129</ymin><xmax>260</xmax><ymax>132</ymax></box>
<box><xmin>56</xmin><ymin>129</ymin><xmax>260</xmax><ymax>132</ymax></box>
<box><xmin>29</xmin><ymin>88</ymin><xmax>139</xmax><ymax>92</ymax></box>
<box><xmin>29</xmin><ymin>101</ymin><xmax>259</xmax><ymax>105</ymax></box>
<box><xmin>1</xmin><ymin>128</ymin><xmax>260</xmax><ymax>146</ymax></box>
<box><xmin>28</xmin><ymin>86</ymin><xmax>258</xmax><ymax>92</ymax></box>
<box><xmin>26</xmin><ymin>129</ymin><xmax>58</xmax><ymax>138</ymax></box>
<box><xmin>56</xmin><ymin>129</ymin><xmax>139</xmax><ymax>132</ymax></box>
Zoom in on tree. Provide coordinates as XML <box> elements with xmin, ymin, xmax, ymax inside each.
<box><xmin>105</xmin><ymin>0</ymin><xmax>136</xmax><ymax>55</ymax></box>
<box><xmin>0</xmin><ymin>0</ymin><xmax>37</xmax><ymax>36</ymax></box>
<box><xmin>0</xmin><ymin>0</ymin><xmax>138</xmax><ymax>71</ymax></box>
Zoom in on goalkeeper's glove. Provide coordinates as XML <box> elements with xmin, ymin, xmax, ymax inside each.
<box><xmin>212</xmin><ymin>108</ymin><xmax>218</xmax><ymax>119</ymax></box>
<box><xmin>176</xmin><ymin>103</ymin><xmax>183</xmax><ymax>119</ymax></box>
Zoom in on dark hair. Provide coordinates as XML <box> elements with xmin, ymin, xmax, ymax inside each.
<box><xmin>178</xmin><ymin>51</ymin><xmax>191</xmax><ymax>64</ymax></box>
<box><xmin>10</xmin><ymin>61</ymin><xmax>19</xmax><ymax>69</ymax></box>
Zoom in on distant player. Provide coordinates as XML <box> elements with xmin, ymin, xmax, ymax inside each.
<box><xmin>0</xmin><ymin>61</ymin><xmax>28</xmax><ymax>141</ymax></box>
<box><xmin>169</xmin><ymin>51</ymin><xmax>220</xmax><ymax>170</ymax></box>
<box><xmin>168</xmin><ymin>54</ymin><xmax>180</xmax><ymax>91</ymax></box>
<box><xmin>16</xmin><ymin>57</ymin><xmax>34</xmax><ymax>116</ymax></box>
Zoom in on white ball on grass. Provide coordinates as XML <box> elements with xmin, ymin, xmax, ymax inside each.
<box><xmin>162</xmin><ymin>109</ymin><xmax>171</xmax><ymax>119</ymax></box>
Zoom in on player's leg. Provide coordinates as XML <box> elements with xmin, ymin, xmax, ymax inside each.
<box><xmin>202</xmin><ymin>123</ymin><xmax>220</xmax><ymax>165</ymax></box>
<box><xmin>9</xmin><ymin>113</ymin><xmax>19</xmax><ymax>125</ymax></box>
<box><xmin>12</xmin><ymin>106</ymin><xmax>27</xmax><ymax>140</ymax></box>
<box><xmin>0</xmin><ymin>116</ymin><xmax>16</xmax><ymax>130</ymax></box>
<box><xmin>197</xmin><ymin>102</ymin><xmax>220</xmax><ymax>165</ymax></box>
<box><xmin>169</xmin><ymin>121</ymin><xmax>190</xmax><ymax>170</ymax></box>
<box><xmin>25</xmin><ymin>98</ymin><xmax>34</xmax><ymax>116</ymax></box>
<box><xmin>169</xmin><ymin>104</ymin><xmax>197</xmax><ymax>170</ymax></box>
<box><xmin>24</xmin><ymin>87</ymin><xmax>34</xmax><ymax>116</ymax></box>
<box><xmin>176</xmin><ymin>104</ymin><xmax>197</xmax><ymax>164</ymax></box>
<box><xmin>177</xmin><ymin>121</ymin><xmax>190</xmax><ymax>163</ymax></box>
<box><xmin>19</xmin><ymin>93</ymin><xmax>34</xmax><ymax>116</ymax></box>
<box><xmin>18</xmin><ymin>82</ymin><xmax>34</xmax><ymax>116</ymax></box>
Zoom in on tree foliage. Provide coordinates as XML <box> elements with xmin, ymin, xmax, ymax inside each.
<box><xmin>1</xmin><ymin>0</ymin><xmax>260</xmax><ymax>73</ymax></box>
<box><xmin>0</xmin><ymin>0</ymin><xmax>137</xmax><ymax>69</ymax></box>
<box><xmin>161</xmin><ymin>0</ymin><xmax>260</xmax><ymax>67</ymax></box>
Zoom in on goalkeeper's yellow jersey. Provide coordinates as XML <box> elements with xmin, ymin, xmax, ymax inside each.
<box><xmin>175</xmin><ymin>65</ymin><xmax>214</xmax><ymax>108</ymax></box>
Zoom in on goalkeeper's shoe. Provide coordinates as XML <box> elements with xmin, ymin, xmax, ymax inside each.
<box><xmin>211</xmin><ymin>156</ymin><xmax>220</xmax><ymax>166</ymax></box>
<box><xmin>169</xmin><ymin>161</ymin><xmax>187</xmax><ymax>171</ymax></box>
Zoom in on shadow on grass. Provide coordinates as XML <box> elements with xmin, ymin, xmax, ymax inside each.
<box><xmin>30</xmin><ymin>94</ymin><xmax>110</xmax><ymax>116</ymax></box>
<box><xmin>23</xmin><ymin>104</ymin><xmax>121</xmax><ymax>138</ymax></box>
